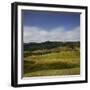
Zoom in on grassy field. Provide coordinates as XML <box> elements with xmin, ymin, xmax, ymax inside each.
<box><xmin>23</xmin><ymin>46</ymin><xmax>80</xmax><ymax>77</ymax></box>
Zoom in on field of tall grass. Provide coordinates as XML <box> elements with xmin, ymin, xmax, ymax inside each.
<box><xmin>23</xmin><ymin>47</ymin><xmax>80</xmax><ymax>77</ymax></box>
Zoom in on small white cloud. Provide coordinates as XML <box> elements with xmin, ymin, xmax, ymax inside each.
<box><xmin>23</xmin><ymin>26</ymin><xmax>80</xmax><ymax>43</ymax></box>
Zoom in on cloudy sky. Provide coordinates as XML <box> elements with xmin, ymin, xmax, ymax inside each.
<box><xmin>22</xmin><ymin>10</ymin><xmax>80</xmax><ymax>43</ymax></box>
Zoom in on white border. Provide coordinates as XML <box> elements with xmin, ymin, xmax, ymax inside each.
<box><xmin>17</xmin><ymin>5</ymin><xmax>86</xmax><ymax>84</ymax></box>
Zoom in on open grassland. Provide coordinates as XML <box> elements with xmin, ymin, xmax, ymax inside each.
<box><xmin>23</xmin><ymin>48</ymin><xmax>80</xmax><ymax>77</ymax></box>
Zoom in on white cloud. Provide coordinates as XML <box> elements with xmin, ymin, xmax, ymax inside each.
<box><xmin>23</xmin><ymin>26</ymin><xmax>80</xmax><ymax>43</ymax></box>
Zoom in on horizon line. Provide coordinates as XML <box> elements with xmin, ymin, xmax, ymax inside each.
<box><xmin>24</xmin><ymin>40</ymin><xmax>80</xmax><ymax>44</ymax></box>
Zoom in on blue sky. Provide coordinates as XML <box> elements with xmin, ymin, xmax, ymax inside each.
<box><xmin>22</xmin><ymin>10</ymin><xmax>80</xmax><ymax>43</ymax></box>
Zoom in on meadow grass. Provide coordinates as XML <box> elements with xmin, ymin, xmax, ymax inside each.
<box><xmin>24</xmin><ymin>68</ymin><xmax>80</xmax><ymax>77</ymax></box>
<box><xmin>23</xmin><ymin>50</ymin><xmax>80</xmax><ymax>77</ymax></box>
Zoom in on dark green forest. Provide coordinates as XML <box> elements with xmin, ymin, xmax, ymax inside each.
<box><xmin>24</xmin><ymin>41</ymin><xmax>80</xmax><ymax>51</ymax></box>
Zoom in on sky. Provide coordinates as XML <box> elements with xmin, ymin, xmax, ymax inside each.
<box><xmin>22</xmin><ymin>10</ymin><xmax>80</xmax><ymax>43</ymax></box>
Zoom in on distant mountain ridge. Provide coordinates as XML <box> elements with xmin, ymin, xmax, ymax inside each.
<box><xmin>24</xmin><ymin>41</ymin><xmax>80</xmax><ymax>51</ymax></box>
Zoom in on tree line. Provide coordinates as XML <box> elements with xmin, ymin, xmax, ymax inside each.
<box><xmin>24</xmin><ymin>41</ymin><xmax>80</xmax><ymax>52</ymax></box>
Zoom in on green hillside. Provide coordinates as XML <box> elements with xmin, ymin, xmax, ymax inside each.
<box><xmin>23</xmin><ymin>41</ymin><xmax>80</xmax><ymax>77</ymax></box>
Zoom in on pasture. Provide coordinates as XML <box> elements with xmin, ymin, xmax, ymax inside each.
<box><xmin>23</xmin><ymin>44</ymin><xmax>80</xmax><ymax>77</ymax></box>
